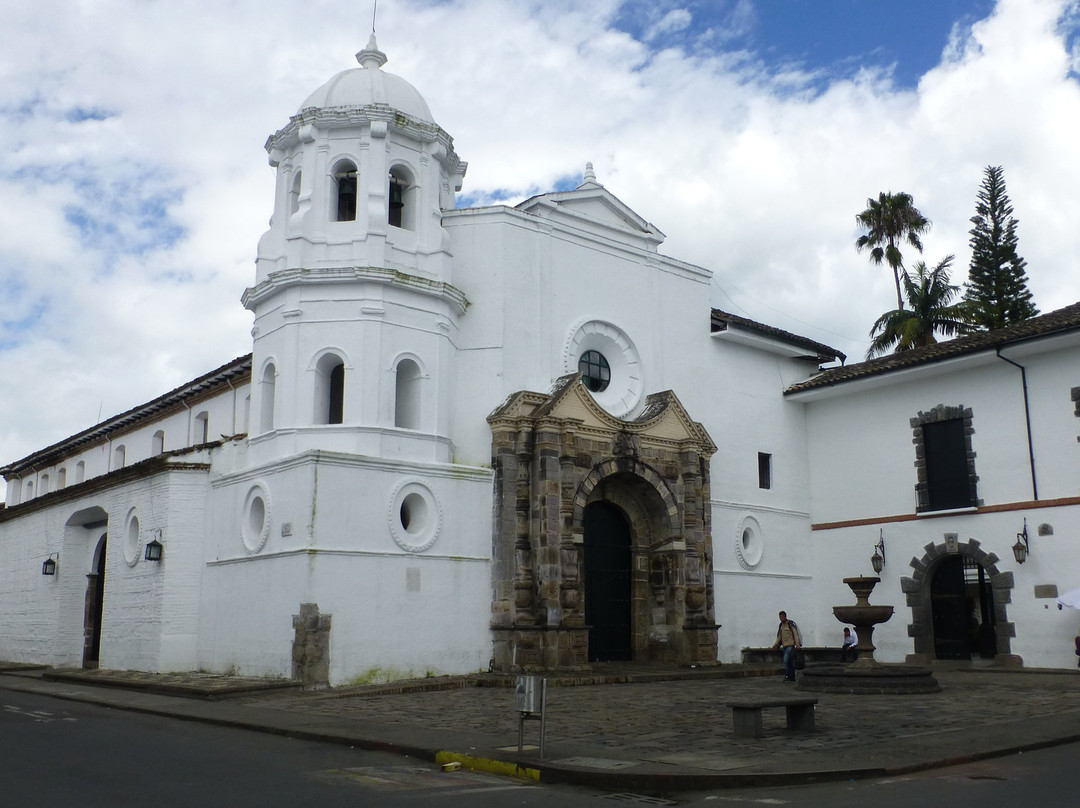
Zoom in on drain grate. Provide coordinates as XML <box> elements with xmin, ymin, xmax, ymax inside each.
<box><xmin>603</xmin><ymin>794</ymin><xmax>678</xmax><ymax>806</ymax></box>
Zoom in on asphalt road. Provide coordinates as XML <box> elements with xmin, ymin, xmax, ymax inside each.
<box><xmin>667</xmin><ymin>744</ymin><xmax>1080</xmax><ymax>808</ymax></box>
<box><xmin>0</xmin><ymin>690</ymin><xmax>555</xmax><ymax>807</ymax></box>
<box><xmin>3</xmin><ymin>688</ymin><xmax>1079</xmax><ymax>807</ymax></box>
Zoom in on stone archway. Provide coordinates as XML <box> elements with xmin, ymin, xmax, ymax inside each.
<box><xmin>488</xmin><ymin>374</ymin><xmax>717</xmax><ymax>671</ymax></box>
<box><xmin>902</xmin><ymin>535</ymin><xmax>1021</xmax><ymax>667</ymax></box>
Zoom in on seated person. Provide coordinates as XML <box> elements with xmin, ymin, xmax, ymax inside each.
<box><xmin>840</xmin><ymin>626</ymin><xmax>858</xmax><ymax>662</ymax></box>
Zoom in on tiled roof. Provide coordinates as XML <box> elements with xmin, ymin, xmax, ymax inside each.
<box><xmin>785</xmin><ymin>302</ymin><xmax>1080</xmax><ymax>395</ymax></box>
<box><xmin>1</xmin><ymin>354</ymin><xmax>253</xmax><ymax>476</ymax></box>
<box><xmin>711</xmin><ymin>309</ymin><xmax>846</xmax><ymax>363</ymax></box>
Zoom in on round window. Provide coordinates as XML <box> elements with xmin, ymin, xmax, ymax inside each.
<box><xmin>578</xmin><ymin>350</ymin><xmax>611</xmax><ymax>393</ymax></box>
<box><xmin>399</xmin><ymin>492</ymin><xmax>428</xmax><ymax>535</ymax></box>
<box><xmin>241</xmin><ymin>483</ymin><xmax>272</xmax><ymax>554</ymax></box>
<box><xmin>388</xmin><ymin>480</ymin><xmax>441</xmax><ymax>553</ymax></box>
<box><xmin>123</xmin><ymin>511</ymin><xmax>141</xmax><ymax>566</ymax></box>
<box><xmin>734</xmin><ymin>515</ymin><xmax>764</xmax><ymax>570</ymax></box>
<box><xmin>564</xmin><ymin>319</ymin><xmax>643</xmax><ymax>417</ymax></box>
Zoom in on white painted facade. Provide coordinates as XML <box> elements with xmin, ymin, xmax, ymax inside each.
<box><xmin>3</xmin><ymin>37</ymin><xmax>1078</xmax><ymax>682</ymax></box>
<box><xmin>792</xmin><ymin>329</ymin><xmax>1080</xmax><ymax>670</ymax></box>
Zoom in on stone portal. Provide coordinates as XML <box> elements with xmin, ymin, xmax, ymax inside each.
<box><xmin>488</xmin><ymin>373</ymin><xmax>718</xmax><ymax>671</ymax></box>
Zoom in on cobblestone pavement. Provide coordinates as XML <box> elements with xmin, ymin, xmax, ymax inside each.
<box><xmin>9</xmin><ymin>664</ymin><xmax>1080</xmax><ymax>782</ymax></box>
<box><xmin>238</xmin><ymin>670</ymin><xmax>1080</xmax><ymax>766</ymax></box>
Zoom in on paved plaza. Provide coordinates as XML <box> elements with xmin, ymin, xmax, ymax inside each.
<box><xmin>3</xmin><ymin>663</ymin><xmax>1079</xmax><ymax>788</ymax></box>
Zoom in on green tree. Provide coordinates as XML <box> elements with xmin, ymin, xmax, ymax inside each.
<box><xmin>867</xmin><ymin>256</ymin><xmax>970</xmax><ymax>358</ymax></box>
<box><xmin>855</xmin><ymin>191</ymin><xmax>932</xmax><ymax>311</ymax></box>
<box><xmin>963</xmin><ymin>165</ymin><xmax>1037</xmax><ymax>331</ymax></box>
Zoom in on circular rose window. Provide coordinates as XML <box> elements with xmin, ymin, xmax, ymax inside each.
<box><xmin>564</xmin><ymin>319</ymin><xmax>643</xmax><ymax>417</ymax></box>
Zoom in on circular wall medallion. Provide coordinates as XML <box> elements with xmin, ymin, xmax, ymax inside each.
<box><xmin>734</xmin><ymin>515</ymin><xmax>764</xmax><ymax>570</ymax></box>
<box><xmin>388</xmin><ymin>480</ymin><xmax>441</xmax><ymax>553</ymax></box>
<box><xmin>123</xmin><ymin>509</ymin><xmax>141</xmax><ymax>566</ymax></box>
<box><xmin>564</xmin><ymin>319</ymin><xmax>643</xmax><ymax>418</ymax></box>
<box><xmin>241</xmin><ymin>482</ymin><xmax>272</xmax><ymax>554</ymax></box>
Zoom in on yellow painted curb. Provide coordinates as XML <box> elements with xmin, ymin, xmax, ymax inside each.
<box><xmin>435</xmin><ymin>750</ymin><xmax>541</xmax><ymax>781</ymax></box>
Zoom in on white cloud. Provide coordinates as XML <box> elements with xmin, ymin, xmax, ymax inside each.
<box><xmin>0</xmin><ymin>0</ymin><xmax>1078</xmax><ymax>461</ymax></box>
<box><xmin>646</xmin><ymin>9</ymin><xmax>693</xmax><ymax>41</ymax></box>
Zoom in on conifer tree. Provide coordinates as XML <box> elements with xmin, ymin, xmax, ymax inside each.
<box><xmin>963</xmin><ymin>166</ymin><xmax>1037</xmax><ymax>331</ymax></box>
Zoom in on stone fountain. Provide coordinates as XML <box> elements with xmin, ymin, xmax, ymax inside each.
<box><xmin>798</xmin><ymin>576</ymin><xmax>940</xmax><ymax>694</ymax></box>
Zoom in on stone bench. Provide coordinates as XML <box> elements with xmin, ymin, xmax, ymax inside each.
<box><xmin>740</xmin><ymin>646</ymin><xmax>848</xmax><ymax>666</ymax></box>
<box><xmin>726</xmin><ymin>696</ymin><xmax>818</xmax><ymax>738</ymax></box>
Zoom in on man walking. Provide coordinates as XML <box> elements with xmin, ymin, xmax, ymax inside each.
<box><xmin>771</xmin><ymin>610</ymin><xmax>802</xmax><ymax>681</ymax></box>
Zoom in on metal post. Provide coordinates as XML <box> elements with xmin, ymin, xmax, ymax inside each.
<box><xmin>514</xmin><ymin>675</ymin><xmax>547</xmax><ymax>757</ymax></box>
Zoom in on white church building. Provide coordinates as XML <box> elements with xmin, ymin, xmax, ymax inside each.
<box><xmin>3</xmin><ymin>37</ymin><xmax>1079</xmax><ymax>685</ymax></box>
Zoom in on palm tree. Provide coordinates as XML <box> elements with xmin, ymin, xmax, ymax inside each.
<box><xmin>867</xmin><ymin>256</ymin><xmax>970</xmax><ymax>358</ymax></box>
<box><xmin>856</xmin><ymin>191</ymin><xmax>931</xmax><ymax>310</ymax></box>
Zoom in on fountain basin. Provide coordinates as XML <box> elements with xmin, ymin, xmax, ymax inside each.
<box><xmin>833</xmin><ymin>604</ymin><xmax>893</xmax><ymax>625</ymax></box>
<box><xmin>798</xmin><ymin>664</ymin><xmax>940</xmax><ymax>694</ymax></box>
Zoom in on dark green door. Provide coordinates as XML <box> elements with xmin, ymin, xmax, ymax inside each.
<box><xmin>583</xmin><ymin>502</ymin><xmax>632</xmax><ymax>662</ymax></box>
<box><xmin>931</xmin><ymin>556</ymin><xmax>971</xmax><ymax>660</ymax></box>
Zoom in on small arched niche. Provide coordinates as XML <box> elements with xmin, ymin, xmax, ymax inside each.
<box><xmin>259</xmin><ymin>362</ymin><xmax>277</xmax><ymax>433</ymax></box>
<box><xmin>394</xmin><ymin>358</ymin><xmax>422</xmax><ymax>429</ymax></box>
<box><xmin>193</xmin><ymin>412</ymin><xmax>209</xmax><ymax>444</ymax></box>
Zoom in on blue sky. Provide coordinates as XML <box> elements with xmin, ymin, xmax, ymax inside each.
<box><xmin>613</xmin><ymin>0</ymin><xmax>1001</xmax><ymax>87</ymax></box>
<box><xmin>0</xmin><ymin>0</ymin><xmax>1079</xmax><ymax>462</ymax></box>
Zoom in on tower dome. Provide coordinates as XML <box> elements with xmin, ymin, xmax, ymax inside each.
<box><xmin>299</xmin><ymin>35</ymin><xmax>433</xmax><ymax>122</ymax></box>
<box><xmin>245</xmin><ymin>35</ymin><xmax>467</xmax><ymax>466</ymax></box>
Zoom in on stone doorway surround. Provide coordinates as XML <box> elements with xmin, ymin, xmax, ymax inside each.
<box><xmin>488</xmin><ymin>373</ymin><xmax>718</xmax><ymax>671</ymax></box>
<box><xmin>902</xmin><ymin>534</ymin><xmax>1021</xmax><ymax>667</ymax></box>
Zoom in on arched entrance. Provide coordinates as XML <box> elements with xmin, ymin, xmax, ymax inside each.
<box><xmin>904</xmin><ymin>535</ymin><xmax>1018</xmax><ymax>666</ymax></box>
<box><xmin>930</xmin><ymin>555</ymin><xmax>996</xmax><ymax>660</ymax></box>
<box><xmin>583</xmin><ymin>501</ymin><xmax>632</xmax><ymax>662</ymax></box>
<box><xmin>83</xmin><ymin>534</ymin><xmax>107</xmax><ymax>668</ymax></box>
<box><xmin>488</xmin><ymin>378</ymin><xmax>718</xmax><ymax>670</ymax></box>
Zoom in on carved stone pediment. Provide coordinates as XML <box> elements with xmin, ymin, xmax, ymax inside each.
<box><xmin>488</xmin><ymin>373</ymin><xmax>716</xmax><ymax>456</ymax></box>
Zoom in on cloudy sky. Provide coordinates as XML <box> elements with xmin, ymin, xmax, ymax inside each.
<box><xmin>1</xmin><ymin>0</ymin><xmax>1079</xmax><ymax>462</ymax></box>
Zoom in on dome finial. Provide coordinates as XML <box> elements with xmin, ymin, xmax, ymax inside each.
<box><xmin>356</xmin><ymin>32</ymin><xmax>388</xmax><ymax>70</ymax></box>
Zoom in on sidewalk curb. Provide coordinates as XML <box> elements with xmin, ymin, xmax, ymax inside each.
<box><xmin>435</xmin><ymin>750</ymin><xmax>541</xmax><ymax>781</ymax></box>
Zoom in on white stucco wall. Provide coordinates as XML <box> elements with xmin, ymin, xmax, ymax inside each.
<box><xmin>798</xmin><ymin>336</ymin><xmax>1080</xmax><ymax>668</ymax></box>
<box><xmin>0</xmin><ymin>462</ymin><xmax>210</xmax><ymax>671</ymax></box>
<box><xmin>199</xmin><ymin>450</ymin><xmax>493</xmax><ymax>682</ymax></box>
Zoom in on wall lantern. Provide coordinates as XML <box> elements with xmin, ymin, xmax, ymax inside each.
<box><xmin>1012</xmin><ymin>518</ymin><xmax>1030</xmax><ymax>565</ymax></box>
<box><xmin>41</xmin><ymin>553</ymin><xmax>59</xmax><ymax>576</ymax></box>
<box><xmin>144</xmin><ymin>529</ymin><xmax>164</xmax><ymax>562</ymax></box>
<box><xmin>870</xmin><ymin>529</ymin><xmax>886</xmax><ymax>574</ymax></box>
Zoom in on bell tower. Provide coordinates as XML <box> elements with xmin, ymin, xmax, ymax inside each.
<box><xmin>242</xmin><ymin>35</ymin><xmax>468</xmax><ymax>464</ymax></box>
